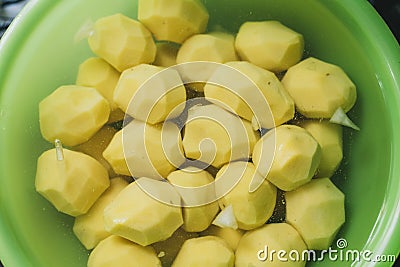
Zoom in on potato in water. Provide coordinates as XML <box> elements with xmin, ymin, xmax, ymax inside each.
<box><xmin>35</xmin><ymin>1</ymin><xmax>358</xmax><ymax>266</ymax></box>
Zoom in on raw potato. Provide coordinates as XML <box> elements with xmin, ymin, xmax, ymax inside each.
<box><xmin>154</xmin><ymin>42</ymin><xmax>179</xmax><ymax>67</ymax></box>
<box><xmin>35</xmin><ymin>3</ymin><xmax>354</xmax><ymax>266</ymax></box>
<box><xmin>73</xmin><ymin>125</ymin><xmax>117</xmax><ymax>177</ymax></box>
<box><xmin>113</xmin><ymin>64</ymin><xmax>186</xmax><ymax>125</ymax></box>
<box><xmin>282</xmin><ymin>57</ymin><xmax>357</xmax><ymax>118</ymax></box>
<box><xmin>204</xmin><ymin>61</ymin><xmax>294</xmax><ymax>128</ymax></box>
<box><xmin>35</xmin><ymin>148</ymin><xmax>109</xmax><ymax>217</ymax></box>
<box><xmin>235</xmin><ymin>21</ymin><xmax>304</xmax><ymax>72</ymax></box>
<box><xmin>88</xmin><ymin>14</ymin><xmax>156</xmax><ymax>72</ymax></box>
<box><xmin>176</xmin><ymin>32</ymin><xmax>239</xmax><ymax>63</ymax></box>
<box><xmin>285</xmin><ymin>178</ymin><xmax>345</xmax><ymax>250</ymax></box>
<box><xmin>39</xmin><ymin>85</ymin><xmax>110</xmax><ymax>146</ymax></box>
<box><xmin>200</xmin><ymin>225</ymin><xmax>244</xmax><ymax>251</ymax></box>
<box><xmin>301</xmin><ymin>120</ymin><xmax>343</xmax><ymax>177</ymax></box>
<box><xmin>167</xmin><ymin>167</ymin><xmax>220</xmax><ymax>232</ymax></box>
<box><xmin>216</xmin><ymin>161</ymin><xmax>277</xmax><ymax>230</ymax></box>
<box><xmin>88</xmin><ymin>235</ymin><xmax>161</xmax><ymax>267</ymax></box>
<box><xmin>103</xmin><ymin>120</ymin><xmax>185</xmax><ymax>179</ymax></box>
<box><xmin>153</xmin><ymin>227</ymin><xmax>199</xmax><ymax>267</ymax></box>
<box><xmin>182</xmin><ymin>104</ymin><xmax>260</xmax><ymax>168</ymax></box>
<box><xmin>138</xmin><ymin>0</ymin><xmax>209</xmax><ymax>44</ymax></box>
<box><xmin>101</xmin><ymin>130</ymin><xmax>129</xmax><ymax>176</ymax></box>
<box><xmin>76</xmin><ymin>57</ymin><xmax>120</xmax><ymax>112</ymax></box>
<box><xmin>103</xmin><ymin>178</ymin><xmax>183</xmax><ymax>246</ymax></box>
<box><xmin>253</xmin><ymin>125</ymin><xmax>321</xmax><ymax>191</ymax></box>
<box><xmin>73</xmin><ymin>178</ymin><xmax>128</xmax><ymax>249</ymax></box>
<box><xmin>172</xmin><ymin>236</ymin><xmax>234</xmax><ymax>267</ymax></box>
<box><xmin>235</xmin><ymin>223</ymin><xmax>307</xmax><ymax>267</ymax></box>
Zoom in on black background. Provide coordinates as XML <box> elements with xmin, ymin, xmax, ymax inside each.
<box><xmin>0</xmin><ymin>0</ymin><xmax>399</xmax><ymax>266</ymax></box>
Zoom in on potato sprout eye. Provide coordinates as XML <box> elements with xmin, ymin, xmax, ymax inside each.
<box><xmin>54</xmin><ymin>139</ymin><xmax>64</xmax><ymax>161</ymax></box>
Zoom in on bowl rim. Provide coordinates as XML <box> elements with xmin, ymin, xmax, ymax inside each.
<box><xmin>0</xmin><ymin>0</ymin><xmax>399</xmax><ymax>266</ymax></box>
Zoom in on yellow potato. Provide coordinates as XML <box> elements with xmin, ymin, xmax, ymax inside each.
<box><xmin>76</xmin><ymin>57</ymin><xmax>120</xmax><ymax>112</ymax></box>
<box><xmin>285</xmin><ymin>178</ymin><xmax>345</xmax><ymax>250</ymax></box>
<box><xmin>182</xmin><ymin>104</ymin><xmax>259</xmax><ymax>168</ymax></box>
<box><xmin>73</xmin><ymin>178</ymin><xmax>128</xmax><ymax>249</ymax></box>
<box><xmin>103</xmin><ymin>120</ymin><xmax>185</xmax><ymax>179</ymax></box>
<box><xmin>88</xmin><ymin>235</ymin><xmax>161</xmax><ymax>267</ymax></box>
<box><xmin>101</xmin><ymin>130</ymin><xmax>129</xmax><ymax>176</ymax></box>
<box><xmin>172</xmin><ymin>236</ymin><xmax>234</xmax><ymax>267</ymax></box>
<box><xmin>39</xmin><ymin>85</ymin><xmax>110</xmax><ymax>146</ymax></box>
<box><xmin>138</xmin><ymin>0</ymin><xmax>209</xmax><ymax>44</ymax></box>
<box><xmin>216</xmin><ymin>161</ymin><xmax>277</xmax><ymax>230</ymax></box>
<box><xmin>104</xmin><ymin>178</ymin><xmax>183</xmax><ymax>246</ymax></box>
<box><xmin>88</xmin><ymin>14</ymin><xmax>156</xmax><ymax>72</ymax></box>
<box><xmin>113</xmin><ymin>64</ymin><xmax>186</xmax><ymax>124</ymax></box>
<box><xmin>176</xmin><ymin>32</ymin><xmax>239</xmax><ymax>63</ymax></box>
<box><xmin>235</xmin><ymin>21</ymin><xmax>304</xmax><ymax>72</ymax></box>
<box><xmin>35</xmin><ymin>148</ymin><xmax>109</xmax><ymax>216</ymax></box>
<box><xmin>253</xmin><ymin>125</ymin><xmax>321</xmax><ymax>191</ymax></box>
<box><xmin>301</xmin><ymin>120</ymin><xmax>343</xmax><ymax>177</ymax></box>
<box><xmin>236</xmin><ymin>223</ymin><xmax>307</xmax><ymax>267</ymax></box>
<box><xmin>167</xmin><ymin>167</ymin><xmax>219</xmax><ymax>232</ymax></box>
<box><xmin>282</xmin><ymin>57</ymin><xmax>357</xmax><ymax>118</ymax></box>
<box><xmin>204</xmin><ymin>61</ymin><xmax>294</xmax><ymax>128</ymax></box>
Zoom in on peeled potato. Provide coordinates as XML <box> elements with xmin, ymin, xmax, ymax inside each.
<box><xmin>182</xmin><ymin>104</ymin><xmax>259</xmax><ymax>168</ymax></box>
<box><xmin>113</xmin><ymin>64</ymin><xmax>186</xmax><ymax>125</ymax></box>
<box><xmin>88</xmin><ymin>235</ymin><xmax>161</xmax><ymax>267</ymax></box>
<box><xmin>167</xmin><ymin>167</ymin><xmax>219</xmax><ymax>232</ymax></box>
<box><xmin>103</xmin><ymin>120</ymin><xmax>185</xmax><ymax>179</ymax></box>
<box><xmin>235</xmin><ymin>21</ymin><xmax>304</xmax><ymax>72</ymax></box>
<box><xmin>204</xmin><ymin>61</ymin><xmax>294</xmax><ymax>128</ymax></box>
<box><xmin>253</xmin><ymin>125</ymin><xmax>321</xmax><ymax>191</ymax></box>
<box><xmin>301</xmin><ymin>120</ymin><xmax>343</xmax><ymax>177</ymax></box>
<box><xmin>216</xmin><ymin>161</ymin><xmax>277</xmax><ymax>230</ymax></box>
<box><xmin>172</xmin><ymin>236</ymin><xmax>234</xmax><ymax>267</ymax></box>
<box><xmin>138</xmin><ymin>0</ymin><xmax>209</xmax><ymax>44</ymax></box>
<box><xmin>285</xmin><ymin>178</ymin><xmax>345</xmax><ymax>250</ymax></box>
<box><xmin>236</xmin><ymin>223</ymin><xmax>307</xmax><ymax>267</ymax></box>
<box><xmin>76</xmin><ymin>57</ymin><xmax>120</xmax><ymax>112</ymax></box>
<box><xmin>101</xmin><ymin>130</ymin><xmax>129</xmax><ymax>176</ymax></box>
<box><xmin>176</xmin><ymin>32</ymin><xmax>239</xmax><ymax>63</ymax></box>
<box><xmin>282</xmin><ymin>57</ymin><xmax>357</xmax><ymax>118</ymax></box>
<box><xmin>88</xmin><ymin>14</ymin><xmax>156</xmax><ymax>72</ymax></box>
<box><xmin>104</xmin><ymin>178</ymin><xmax>183</xmax><ymax>246</ymax></box>
<box><xmin>39</xmin><ymin>85</ymin><xmax>110</xmax><ymax>146</ymax></box>
<box><xmin>35</xmin><ymin>148</ymin><xmax>109</xmax><ymax>217</ymax></box>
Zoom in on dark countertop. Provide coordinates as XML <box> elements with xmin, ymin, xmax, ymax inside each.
<box><xmin>0</xmin><ymin>0</ymin><xmax>399</xmax><ymax>266</ymax></box>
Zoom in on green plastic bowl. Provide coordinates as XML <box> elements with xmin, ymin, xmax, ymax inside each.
<box><xmin>0</xmin><ymin>0</ymin><xmax>399</xmax><ymax>266</ymax></box>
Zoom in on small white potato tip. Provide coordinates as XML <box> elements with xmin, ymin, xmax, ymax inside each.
<box><xmin>74</xmin><ymin>19</ymin><xmax>94</xmax><ymax>43</ymax></box>
<box><xmin>330</xmin><ymin>107</ymin><xmax>360</xmax><ymax>131</ymax></box>
<box><xmin>54</xmin><ymin>139</ymin><xmax>64</xmax><ymax>161</ymax></box>
<box><xmin>212</xmin><ymin>205</ymin><xmax>238</xmax><ymax>230</ymax></box>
